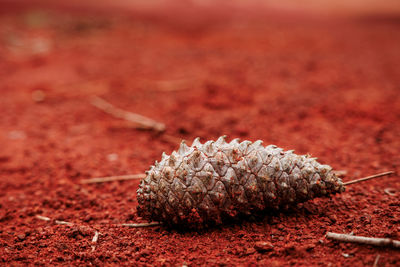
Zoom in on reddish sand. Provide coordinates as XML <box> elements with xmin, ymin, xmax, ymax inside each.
<box><xmin>0</xmin><ymin>4</ymin><xmax>399</xmax><ymax>266</ymax></box>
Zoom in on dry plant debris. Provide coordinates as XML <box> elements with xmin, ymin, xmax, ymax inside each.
<box><xmin>326</xmin><ymin>232</ymin><xmax>400</xmax><ymax>248</ymax></box>
<box><xmin>80</xmin><ymin>174</ymin><xmax>145</xmax><ymax>184</ymax></box>
<box><xmin>373</xmin><ymin>255</ymin><xmax>381</xmax><ymax>267</ymax></box>
<box><xmin>90</xmin><ymin>96</ymin><xmax>165</xmax><ymax>132</ymax></box>
<box><xmin>121</xmin><ymin>222</ymin><xmax>161</xmax><ymax>228</ymax></box>
<box><xmin>35</xmin><ymin>215</ymin><xmax>100</xmax><ymax>251</ymax></box>
<box><xmin>91</xmin><ymin>231</ymin><xmax>100</xmax><ymax>252</ymax></box>
<box><xmin>384</xmin><ymin>188</ymin><xmax>396</xmax><ymax>196</ymax></box>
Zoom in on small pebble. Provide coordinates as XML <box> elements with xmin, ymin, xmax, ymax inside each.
<box><xmin>32</xmin><ymin>90</ymin><xmax>46</xmax><ymax>102</ymax></box>
<box><xmin>107</xmin><ymin>153</ymin><xmax>119</xmax><ymax>162</ymax></box>
<box><xmin>245</xmin><ymin>247</ymin><xmax>256</xmax><ymax>255</ymax></box>
<box><xmin>254</xmin><ymin>241</ymin><xmax>274</xmax><ymax>252</ymax></box>
<box><xmin>342</xmin><ymin>253</ymin><xmax>353</xmax><ymax>258</ymax></box>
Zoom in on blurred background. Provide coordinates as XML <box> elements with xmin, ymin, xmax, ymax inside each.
<box><xmin>1</xmin><ymin>0</ymin><xmax>399</xmax><ymax>183</ymax></box>
<box><xmin>3</xmin><ymin>0</ymin><xmax>400</xmax><ymax>16</ymax></box>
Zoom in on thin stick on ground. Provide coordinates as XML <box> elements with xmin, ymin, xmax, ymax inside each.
<box><xmin>343</xmin><ymin>171</ymin><xmax>395</xmax><ymax>186</ymax></box>
<box><xmin>326</xmin><ymin>232</ymin><xmax>400</xmax><ymax>248</ymax></box>
<box><xmin>80</xmin><ymin>174</ymin><xmax>145</xmax><ymax>184</ymax></box>
<box><xmin>122</xmin><ymin>222</ymin><xmax>161</xmax><ymax>228</ymax></box>
<box><xmin>90</xmin><ymin>96</ymin><xmax>165</xmax><ymax>132</ymax></box>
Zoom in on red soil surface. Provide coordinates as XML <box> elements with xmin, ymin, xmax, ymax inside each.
<box><xmin>0</xmin><ymin>4</ymin><xmax>399</xmax><ymax>266</ymax></box>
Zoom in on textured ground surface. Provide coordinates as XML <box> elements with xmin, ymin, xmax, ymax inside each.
<box><xmin>0</xmin><ymin>3</ymin><xmax>399</xmax><ymax>266</ymax></box>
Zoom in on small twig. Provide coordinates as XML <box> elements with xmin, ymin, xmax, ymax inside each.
<box><xmin>343</xmin><ymin>171</ymin><xmax>395</xmax><ymax>186</ymax></box>
<box><xmin>326</xmin><ymin>232</ymin><xmax>400</xmax><ymax>248</ymax></box>
<box><xmin>80</xmin><ymin>174</ymin><xmax>145</xmax><ymax>184</ymax></box>
<box><xmin>90</xmin><ymin>96</ymin><xmax>165</xmax><ymax>132</ymax></box>
<box><xmin>373</xmin><ymin>254</ymin><xmax>380</xmax><ymax>267</ymax></box>
<box><xmin>122</xmin><ymin>222</ymin><xmax>161</xmax><ymax>228</ymax></box>
<box><xmin>384</xmin><ymin>188</ymin><xmax>396</xmax><ymax>196</ymax></box>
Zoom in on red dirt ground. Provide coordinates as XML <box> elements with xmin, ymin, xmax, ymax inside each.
<box><xmin>0</xmin><ymin>3</ymin><xmax>399</xmax><ymax>266</ymax></box>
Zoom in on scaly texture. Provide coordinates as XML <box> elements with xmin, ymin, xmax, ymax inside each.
<box><xmin>136</xmin><ymin>136</ymin><xmax>345</xmax><ymax>228</ymax></box>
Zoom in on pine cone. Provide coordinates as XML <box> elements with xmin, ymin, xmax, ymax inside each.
<box><xmin>136</xmin><ymin>136</ymin><xmax>344</xmax><ymax>228</ymax></box>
